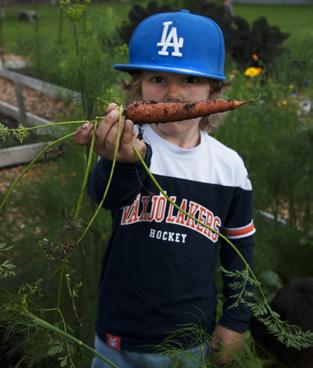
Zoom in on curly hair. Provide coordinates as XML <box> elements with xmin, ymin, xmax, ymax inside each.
<box><xmin>122</xmin><ymin>72</ymin><xmax>230</xmax><ymax>133</ymax></box>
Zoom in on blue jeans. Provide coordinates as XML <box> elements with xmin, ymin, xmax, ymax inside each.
<box><xmin>91</xmin><ymin>334</ymin><xmax>209</xmax><ymax>368</ymax></box>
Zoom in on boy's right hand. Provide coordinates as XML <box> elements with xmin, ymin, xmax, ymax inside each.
<box><xmin>74</xmin><ymin>103</ymin><xmax>146</xmax><ymax>163</ymax></box>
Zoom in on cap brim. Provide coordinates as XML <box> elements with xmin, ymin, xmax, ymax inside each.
<box><xmin>113</xmin><ymin>64</ymin><xmax>226</xmax><ymax>80</ymax></box>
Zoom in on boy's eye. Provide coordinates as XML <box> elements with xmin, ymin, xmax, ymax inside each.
<box><xmin>151</xmin><ymin>76</ymin><xmax>165</xmax><ymax>83</ymax></box>
<box><xmin>184</xmin><ymin>76</ymin><xmax>200</xmax><ymax>84</ymax></box>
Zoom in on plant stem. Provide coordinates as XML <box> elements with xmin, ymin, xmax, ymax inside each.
<box><xmin>55</xmin><ymin>263</ymin><xmax>65</xmax><ymax>322</ymax></box>
<box><xmin>77</xmin><ymin>106</ymin><xmax>124</xmax><ymax>244</ymax></box>
<box><xmin>73</xmin><ymin>125</ymin><xmax>96</xmax><ymax>220</ymax></box>
<box><xmin>34</xmin><ymin>1</ymin><xmax>40</xmax><ymax>74</ymax></box>
<box><xmin>72</xmin><ymin>132</ymin><xmax>98</xmax><ymax>356</ymax></box>
<box><xmin>72</xmin><ymin>20</ymin><xmax>87</xmax><ymax>117</ymax></box>
<box><xmin>57</xmin><ymin>6</ymin><xmax>64</xmax><ymax>44</ymax></box>
<box><xmin>0</xmin><ymin>132</ymin><xmax>76</xmax><ymax>211</ymax></box>
<box><xmin>71</xmin><ymin>131</ymin><xmax>97</xmax><ymax>361</ymax></box>
<box><xmin>7</xmin><ymin>120</ymin><xmax>86</xmax><ymax>132</ymax></box>
<box><xmin>24</xmin><ymin>309</ymin><xmax>118</xmax><ymax>368</ymax></box>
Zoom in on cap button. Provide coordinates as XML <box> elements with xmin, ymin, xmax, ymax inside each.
<box><xmin>180</xmin><ymin>9</ymin><xmax>190</xmax><ymax>13</ymax></box>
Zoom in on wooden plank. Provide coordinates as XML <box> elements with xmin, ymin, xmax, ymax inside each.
<box><xmin>0</xmin><ymin>100</ymin><xmax>57</xmax><ymax>135</ymax></box>
<box><xmin>0</xmin><ymin>141</ymin><xmax>54</xmax><ymax>168</ymax></box>
<box><xmin>0</xmin><ymin>100</ymin><xmax>50</xmax><ymax>124</ymax></box>
<box><xmin>0</xmin><ymin>100</ymin><xmax>19</xmax><ymax>121</ymax></box>
<box><xmin>14</xmin><ymin>81</ymin><xmax>28</xmax><ymax>125</ymax></box>
<box><xmin>0</xmin><ymin>68</ymin><xmax>81</xmax><ymax>103</ymax></box>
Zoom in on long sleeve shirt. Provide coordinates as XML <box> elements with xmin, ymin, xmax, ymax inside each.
<box><xmin>87</xmin><ymin>124</ymin><xmax>255</xmax><ymax>352</ymax></box>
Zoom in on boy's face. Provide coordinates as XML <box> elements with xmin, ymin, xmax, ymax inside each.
<box><xmin>141</xmin><ymin>71</ymin><xmax>211</xmax><ymax>103</ymax></box>
<box><xmin>141</xmin><ymin>71</ymin><xmax>211</xmax><ymax>140</ymax></box>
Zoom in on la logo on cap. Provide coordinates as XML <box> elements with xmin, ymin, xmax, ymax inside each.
<box><xmin>157</xmin><ymin>21</ymin><xmax>184</xmax><ymax>57</ymax></box>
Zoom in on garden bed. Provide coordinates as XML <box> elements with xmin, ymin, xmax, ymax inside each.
<box><xmin>0</xmin><ymin>53</ymin><xmax>29</xmax><ymax>70</ymax></box>
<box><xmin>0</xmin><ymin>73</ymin><xmax>77</xmax><ymax>121</ymax></box>
<box><xmin>0</xmin><ymin>68</ymin><xmax>82</xmax><ymax>167</ymax></box>
<box><xmin>0</xmin><ymin>141</ymin><xmax>56</xmax><ymax>168</ymax></box>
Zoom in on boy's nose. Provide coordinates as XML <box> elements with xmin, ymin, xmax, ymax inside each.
<box><xmin>165</xmin><ymin>82</ymin><xmax>183</xmax><ymax>101</ymax></box>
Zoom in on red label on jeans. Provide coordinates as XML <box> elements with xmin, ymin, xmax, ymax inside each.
<box><xmin>106</xmin><ymin>333</ymin><xmax>121</xmax><ymax>351</ymax></box>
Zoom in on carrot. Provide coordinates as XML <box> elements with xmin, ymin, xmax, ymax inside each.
<box><xmin>125</xmin><ymin>98</ymin><xmax>256</xmax><ymax>124</ymax></box>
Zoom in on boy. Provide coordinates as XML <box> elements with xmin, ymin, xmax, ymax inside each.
<box><xmin>76</xmin><ymin>10</ymin><xmax>255</xmax><ymax>367</ymax></box>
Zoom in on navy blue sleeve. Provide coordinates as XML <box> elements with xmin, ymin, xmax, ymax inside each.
<box><xmin>87</xmin><ymin>144</ymin><xmax>152</xmax><ymax>210</ymax></box>
<box><xmin>219</xmin><ymin>183</ymin><xmax>256</xmax><ymax>332</ymax></box>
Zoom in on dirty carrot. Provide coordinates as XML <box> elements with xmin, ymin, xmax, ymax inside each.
<box><xmin>125</xmin><ymin>98</ymin><xmax>257</xmax><ymax>124</ymax></box>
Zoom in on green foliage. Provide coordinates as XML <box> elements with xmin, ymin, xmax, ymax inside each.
<box><xmin>153</xmin><ymin>323</ymin><xmax>274</xmax><ymax>368</ymax></box>
<box><xmin>221</xmin><ymin>267</ymin><xmax>313</xmax><ymax>351</ymax></box>
<box><xmin>249</xmin><ymin>302</ymin><xmax>313</xmax><ymax>350</ymax></box>
<box><xmin>0</xmin><ymin>136</ymin><xmax>111</xmax><ymax>367</ymax></box>
<box><xmin>66</xmin><ymin>4</ymin><xmax>87</xmax><ymax>23</ymax></box>
<box><xmin>215</xmin><ymin>44</ymin><xmax>313</xmax><ymax>235</ymax></box>
<box><xmin>0</xmin><ymin>243</ymin><xmax>16</xmax><ymax>278</ymax></box>
<box><xmin>257</xmin><ymin>270</ymin><xmax>283</xmax><ymax>301</ymax></box>
<box><xmin>12</xmin><ymin>125</ymin><xmax>30</xmax><ymax>143</ymax></box>
<box><xmin>220</xmin><ymin>267</ymin><xmax>258</xmax><ymax>309</ymax></box>
<box><xmin>22</xmin><ymin>7</ymin><xmax>126</xmax><ymax>119</ymax></box>
<box><xmin>154</xmin><ymin>325</ymin><xmax>211</xmax><ymax>368</ymax></box>
<box><xmin>0</xmin><ymin>281</ymin><xmax>75</xmax><ymax>367</ymax></box>
<box><xmin>0</xmin><ymin>122</ymin><xmax>9</xmax><ymax>141</ymax></box>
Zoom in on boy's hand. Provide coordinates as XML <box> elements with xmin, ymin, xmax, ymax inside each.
<box><xmin>74</xmin><ymin>103</ymin><xmax>146</xmax><ymax>163</ymax></box>
<box><xmin>74</xmin><ymin>121</ymin><xmax>93</xmax><ymax>145</ymax></box>
<box><xmin>210</xmin><ymin>324</ymin><xmax>245</xmax><ymax>366</ymax></box>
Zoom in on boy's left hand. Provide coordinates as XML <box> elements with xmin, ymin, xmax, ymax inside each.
<box><xmin>210</xmin><ymin>324</ymin><xmax>245</xmax><ymax>365</ymax></box>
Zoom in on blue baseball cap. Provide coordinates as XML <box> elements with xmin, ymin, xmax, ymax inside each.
<box><xmin>114</xmin><ymin>10</ymin><xmax>226</xmax><ymax>80</ymax></box>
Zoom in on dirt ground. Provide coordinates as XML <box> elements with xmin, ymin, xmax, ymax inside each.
<box><xmin>0</xmin><ymin>160</ymin><xmax>60</xmax><ymax>193</ymax></box>
<box><xmin>0</xmin><ymin>76</ymin><xmax>75</xmax><ymax>121</ymax></box>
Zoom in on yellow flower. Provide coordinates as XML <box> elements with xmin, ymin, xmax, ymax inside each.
<box><xmin>244</xmin><ymin>67</ymin><xmax>263</xmax><ymax>78</ymax></box>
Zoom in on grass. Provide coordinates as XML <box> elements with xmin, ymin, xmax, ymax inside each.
<box><xmin>1</xmin><ymin>2</ymin><xmax>312</xmax><ymax>52</ymax></box>
<box><xmin>234</xmin><ymin>4</ymin><xmax>313</xmax><ymax>32</ymax></box>
<box><xmin>234</xmin><ymin>4</ymin><xmax>313</xmax><ymax>46</ymax></box>
<box><xmin>1</xmin><ymin>1</ymin><xmax>132</xmax><ymax>52</ymax></box>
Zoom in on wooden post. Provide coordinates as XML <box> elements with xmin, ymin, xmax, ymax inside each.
<box><xmin>14</xmin><ymin>81</ymin><xmax>28</xmax><ymax>125</ymax></box>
